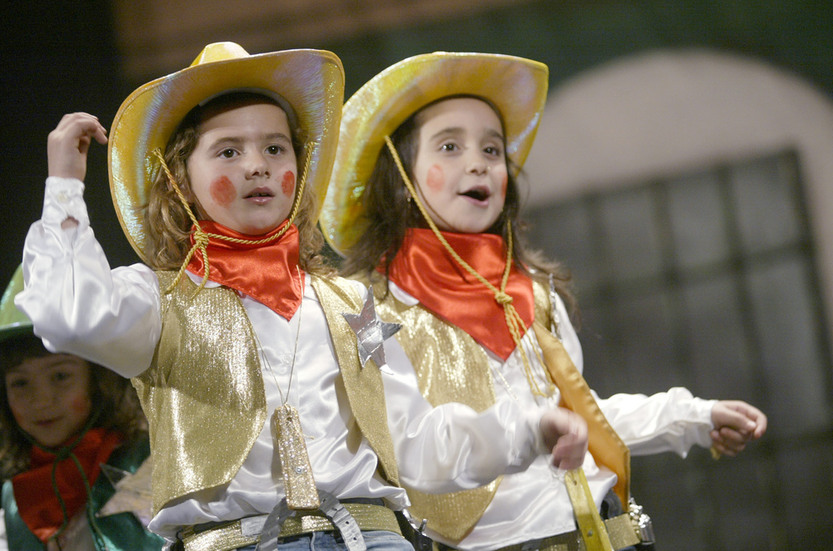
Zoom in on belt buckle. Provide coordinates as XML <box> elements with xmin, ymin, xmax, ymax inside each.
<box><xmin>628</xmin><ymin>498</ymin><xmax>655</xmax><ymax>545</ymax></box>
<box><xmin>257</xmin><ymin>491</ymin><xmax>367</xmax><ymax>551</ymax></box>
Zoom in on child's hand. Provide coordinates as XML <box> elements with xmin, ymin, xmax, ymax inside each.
<box><xmin>710</xmin><ymin>400</ymin><xmax>767</xmax><ymax>457</ymax></box>
<box><xmin>48</xmin><ymin>113</ymin><xmax>108</xmax><ymax>181</ymax></box>
<box><xmin>540</xmin><ymin>408</ymin><xmax>588</xmax><ymax>470</ymax></box>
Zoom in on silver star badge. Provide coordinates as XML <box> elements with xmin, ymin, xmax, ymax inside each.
<box><xmin>97</xmin><ymin>458</ymin><xmax>154</xmax><ymax>527</ymax></box>
<box><xmin>343</xmin><ymin>287</ymin><xmax>401</xmax><ymax>368</ymax></box>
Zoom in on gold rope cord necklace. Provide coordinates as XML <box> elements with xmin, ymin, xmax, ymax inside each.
<box><xmin>151</xmin><ymin>146</ymin><xmax>312</xmax><ymax>296</ymax></box>
<box><xmin>256</xmin><ymin>267</ymin><xmax>321</xmax><ymax>510</ymax></box>
<box><xmin>383</xmin><ymin>136</ymin><xmax>553</xmax><ymax>398</ymax></box>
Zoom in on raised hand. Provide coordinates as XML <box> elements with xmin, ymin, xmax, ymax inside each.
<box><xmin>47</xmin><ymin>112</ymin><xmax>108</xmax><ymax>181</ymax></box>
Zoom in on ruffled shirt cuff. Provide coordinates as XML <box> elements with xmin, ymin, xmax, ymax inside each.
<box><xmin>43</xmin><ymin>176</ymin><xmax>89</xmax><ymax>229</ymax></box>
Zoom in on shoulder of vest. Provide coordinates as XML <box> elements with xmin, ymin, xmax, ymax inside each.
<box><xmin>2</xmin><ymin>478</ymin><xmax>43</xmax><ymax>549</ymax></box>
<box><xmin>153</xmin><ymin>270</ymin><xmax>178</xmax><ymax>286</ymax></box>
<box><xmin>310</xmin><ymin>275</ymin><xmax>364</xmax><ymax>310</ymax></box>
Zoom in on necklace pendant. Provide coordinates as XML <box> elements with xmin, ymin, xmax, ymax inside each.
<box><xmin>272</xmin><ymin>403</ymin><xmax>320</xmax><ymax>510</ymax></box>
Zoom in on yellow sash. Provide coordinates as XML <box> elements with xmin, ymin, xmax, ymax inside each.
<box><xmin>532</xmin><ymin>322</ymin><xmax>631</xmax><ymax>507</ymax></box>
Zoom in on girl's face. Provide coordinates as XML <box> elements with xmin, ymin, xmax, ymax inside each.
<box><xmin>411</xmin><ymin>97</ymin><xmax>508</xmax><ymax>234</ymax></box>
<box><xmin>186</xmin><ymin>101</ymin><xmax>298</xmax><ymax>235</ymax></box>
<box><xmin>5</xmin><ymin>355</ymin><xmax>93</xmax><ymax>448</ymax></box>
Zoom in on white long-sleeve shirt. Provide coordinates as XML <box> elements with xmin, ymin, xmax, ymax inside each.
<box><xmin>16</xmin><ymin>177</ymin><xmax>547</xmax><ymax>542</ymax></box>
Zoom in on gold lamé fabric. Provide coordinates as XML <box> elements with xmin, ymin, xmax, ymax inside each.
<box><xmin>532</xmin><ymin>278</ymin><xmax>554</xmax><ymax>329</ymax></box>
<box><xmin>371</xmin><ymin>277</ymin><xmax>521</xmax><ymax>543</ymax></box>
<box><xmin>310</xmin><ymin>276</ymin><xmax>400</xmax><ymax>486</ymax></box>
<box><xmin>273</xmin><ymin>403</ymin><xmax>320</xmax><ymax>510</ymax></box>
<box><xmin>374</xmin><ymin>277</ymin><xmax>631</xmax><ymax>543</ymax></box>
<box><xmin>133</xmin><ymin>271</ymin><xmax>267</xmax><ymax>514</ymax></box>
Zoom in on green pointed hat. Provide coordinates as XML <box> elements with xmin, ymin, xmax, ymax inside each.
<box><xmin>0</xmin><ymin>266</ymin><xmax>33</xmax><ymax>344</ymax></box>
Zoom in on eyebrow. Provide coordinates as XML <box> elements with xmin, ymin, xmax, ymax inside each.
<box><xmin>428</xmin><ymin>127</ymin><xmax>505</xmax><ymax>142</ymax></box>
<box><xmin>206</xmin><ymin>133</ymin><xmax>292</xmax><ymax>150</ymax></box>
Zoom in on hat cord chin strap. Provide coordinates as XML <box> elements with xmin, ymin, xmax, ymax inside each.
<box><xmin>151</xmin><ymin>146</ymin><xmax>312</xmax><ymax>296</ymax></box>
<box><xmin>383</xmin><ymin>136</ymin><xmax>553</xmax><ymax>397</ymax></box>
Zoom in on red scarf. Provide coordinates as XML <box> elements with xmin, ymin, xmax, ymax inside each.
<box><xmin>386</xmin><ymin>228</ymin><xmax>535</xmax><ymax>360</ymax></box>
<box><xmin>187</xmin><ymin>221</ymin><xmax>305</xmax><ymax>320</ymax></box>
<box><xmin>12</xmin><ymin>428</ymin><xmax>123</xmax><ymax>543</ymax></box>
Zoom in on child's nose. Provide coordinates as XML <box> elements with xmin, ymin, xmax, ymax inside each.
<box><xmin>245</xmin><ymin>152</ymin><xmax>270</xmax><ymax>178</ymax></box>
<box><xmin>466</xmin><ymin>158</ymin><xmax>488</xmax><ymax>175</ymax></box>
<box><xmin>31</xmin><ymin>385</ymin><xmax>55</xmax><ymax>407</ymax></box>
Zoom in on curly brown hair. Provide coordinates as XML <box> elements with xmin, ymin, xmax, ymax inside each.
<box><xmin>0</xmin><ymin>334</ymin><xmax>146</xmax><ymax>480</ymax></box>
<box><xmin>142</xmin><ymin>92</ymin><xmax>331</xmax><ymax>276</ymax></box>
<box><xmin>339</xmin><ymin>95</ymin><xmax>576</xmax><ymax>316</ymax></box>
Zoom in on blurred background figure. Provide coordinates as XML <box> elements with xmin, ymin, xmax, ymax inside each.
<box><xmin>0</xmin><ymin>265</ymin><xmax>162</xmax><ymax>550</ymax></box>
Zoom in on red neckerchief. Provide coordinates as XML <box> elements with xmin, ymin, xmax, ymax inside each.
<box><xmin>385</xmin><ymin>228</ymin><xmax>535</xmax><ymax>360</ymax></box>
<box><xmin>187</xmin><ymin>220</ymin><xmax>305</xmax><ymax>320</ymax></box>
<box><xmin>12</xmin><ymin>428</ymin><xmax>123</xmax><ymax>544</ymax></box>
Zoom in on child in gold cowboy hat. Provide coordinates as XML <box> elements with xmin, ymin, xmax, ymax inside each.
<box><xmin>321</xmin><ymin>52</ymin><xmax>768</xmax><ymax>551</ymax></box>
<box><xmin>17</xmin><ymin>43</ymin><xmax>590</xmax><ymax>550</ymax></box>
<box><xmin>0</xmin><ymin>266</ymin><xmax>162</xmax><ymax>550</ymax></box>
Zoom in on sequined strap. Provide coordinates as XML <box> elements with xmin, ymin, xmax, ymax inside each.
<box><xmin>531</xmin><ymin>322</ymin><xmax>631</xmax><ymax>508</ymax></box>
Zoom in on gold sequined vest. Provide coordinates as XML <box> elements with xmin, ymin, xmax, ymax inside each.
<box><xmin>311</xmin><ymin>276</ymin><xmax>400</xmax><ymax>487</ymax></box>
<box><xmin>134</xmin><ymin>272</ymin><xmax>399</xmax><ymax>514</ymax></box>
<box><xmin>373</xmin><ymin>278</ymin><xmax>627</xmax><ymax>543</ymax></box>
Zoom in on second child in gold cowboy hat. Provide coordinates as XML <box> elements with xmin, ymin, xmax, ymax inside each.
<box><xmin>321</xmin><ymin>52</ymin><xmax>769</xmax><ymax>551</ymax></box>
<box><xmin>17</xmin><ymin>42</ymin><xmax>594</xmax><ymax>550</ymax></box>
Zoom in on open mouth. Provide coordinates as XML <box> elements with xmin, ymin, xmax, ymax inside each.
<box><xmin>245</xmin><ymin>189</ymin><xmax>274</xmax><ymax>199</ymax></box>
<box><xmin>460</xmin><ymin>187</ymin><xmax>491</xmax><ymax>201</ymax></box>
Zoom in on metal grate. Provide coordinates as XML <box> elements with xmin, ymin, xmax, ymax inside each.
<box><xmin>525</xmin><ymin>149</ymin><xmax>833</xmax><ymax>550</ymax></box>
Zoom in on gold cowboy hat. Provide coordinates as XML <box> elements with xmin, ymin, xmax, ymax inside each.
<box><xmin>320</xmin><ymin>51</ymin><xmax>548</xmax><ymax>254</ymax></box>
<box><xmin>0</xmin><ymin>266</ymin><xmax>33</xmax><ymax>344</ymax></box>
<box><xmin>109</xmin><ymin>42</ymin><xmax>345</xmax><ymax>262</ymax></box>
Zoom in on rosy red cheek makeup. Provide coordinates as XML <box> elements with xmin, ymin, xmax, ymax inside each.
<box><xmin>281</xmin><ymin>171</ymin><xmax>296</xmax><ymax>196</ymax></box>
<box><xmin>210</xmin><ymin>176</ymin><xmax>236</xmax><ymax>206</ymax></box>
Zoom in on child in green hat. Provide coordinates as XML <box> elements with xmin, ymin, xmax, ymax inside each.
<box><xmin>0</xmin><ymin>265</ymin><xmax>162</xmax><ymax>550</ymax></box>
